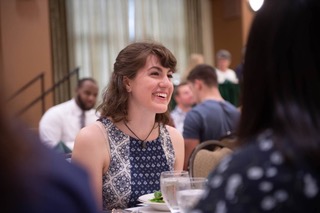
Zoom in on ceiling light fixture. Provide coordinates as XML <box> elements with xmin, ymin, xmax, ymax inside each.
<box><xmin>248</xmin><ymin>0</ymin><xmax>264</xmax><ymax>12</ymax></box>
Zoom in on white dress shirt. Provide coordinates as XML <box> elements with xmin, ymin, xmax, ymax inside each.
<box><xmin>170</xmin><ymin>106</ymin><xmax>187</xmax><ymax>134</ymax></box>
<box><xmin>39</xmin><ymin>99</ymin><xmax>99</xmax><ymax>150</ymax></box>
<box><xmin>216</xmin><ymin>68</ymin><xmax>239</xmax><ymax>84</ymax></box>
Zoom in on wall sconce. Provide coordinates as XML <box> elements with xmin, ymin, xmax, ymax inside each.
<box><xmin>248</xmin><ymin>0</ymin><xmax>264</xmax><ymax>12</ymax></box>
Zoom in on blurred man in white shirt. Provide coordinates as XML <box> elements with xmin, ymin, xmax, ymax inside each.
<box><xmin>39</xmin><ymin>78</ymin><xmax>99</xmax><ymax>150</ymax></box>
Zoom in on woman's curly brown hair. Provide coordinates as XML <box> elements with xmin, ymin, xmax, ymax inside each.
<box><xmin>97</xmin><ymin>41</ymin><xmax>177</xmax><ymax>124</ymax></box>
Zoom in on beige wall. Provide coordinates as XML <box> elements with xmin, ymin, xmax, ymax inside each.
<box><xmin>212</xmin><ymin>0</ymin><xmax>254</xmax><ymax>69</ymax></box>
<box><xmin>1</xmin><ymin>0</ymin><xmax>53</xmax><ymax>128</ymax></box>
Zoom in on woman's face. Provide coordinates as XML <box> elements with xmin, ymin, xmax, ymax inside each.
<box><xmin>125</xmin><ymin>55</ymin><xmax>174</xmax><ymax>114</ymax></box>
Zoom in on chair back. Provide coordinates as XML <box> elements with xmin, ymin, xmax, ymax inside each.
<box><xmin>188</xmin><ymin>140</ymin><xmax>234</xmax><ymax>178</ymax></box>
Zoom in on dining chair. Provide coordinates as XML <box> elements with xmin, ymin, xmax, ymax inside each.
<box><xmin>188</xmin><ymin>140</ymin><xmax>234</xmax><ymax>178</ymax></box>
<box><xmin>219</xmin><ymin>132</ymin><xmax>238</xmax><ymax>148</ymax></box>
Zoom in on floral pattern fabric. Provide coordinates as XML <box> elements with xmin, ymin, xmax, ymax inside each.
<box><xmin>191</xmin><ymin>130</ymin><xmax>320</xmax><ymax>213</ymax></box>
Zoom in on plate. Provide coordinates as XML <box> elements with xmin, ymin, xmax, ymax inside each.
<box><xmin>138</xmin><ymin>193</ymin><xmax>170</xmax><ymax>212</ymax></box>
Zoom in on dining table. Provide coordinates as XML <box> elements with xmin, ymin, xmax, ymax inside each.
<box><xmin>105</xmin><ymin>205</ymin><xmax>170</xmax><ymax>213</ymax></box>
<box><xmin>126</xmin><ymin>205</ymin><xmax>170</xmax><ymax>213</ymax></box>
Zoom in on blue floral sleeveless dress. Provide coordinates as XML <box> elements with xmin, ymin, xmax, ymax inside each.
<box><xmin>98</xmin><ymin>117</ymin><xmax>175</xmax><ymax>210</ymax></box>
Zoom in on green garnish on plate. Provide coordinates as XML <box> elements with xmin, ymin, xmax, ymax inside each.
<box><xmin>149</xmin><ymin>191</ymin><xmax>165</xmax><ymax>203</ymax></box>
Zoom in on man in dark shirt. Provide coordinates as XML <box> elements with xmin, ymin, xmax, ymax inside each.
<box><xmin>183</xmin><ymin>64</ymin><xmax>240</xmax><ymax>170</ymax></box>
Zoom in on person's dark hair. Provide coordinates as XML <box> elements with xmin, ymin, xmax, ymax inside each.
<box><xmin>173</xmin><ymin>82</ymin><xmax>188</xmax><ymax>97</ymax></box>
<box><xmin>187</xmin><ymin>64</ymin><xmax>218</xmax><ymax>87</ymax></box>
<box><xmin>216</xmin><ymin>49</ymin><xmax>231</xmax><ymax>60</ymax></box>
<box><xmin>77</xmin><ymin>77</ymin><xmax>97</xmax><ymax>89</ymax></box>
<box><xmin>97</xmin><ymin>41</ymin><xmax>177</xmax><ymax>124</ymax></box>
<box><xmin>238</xmin><ymin>0</ymin><xmax>320</xmax><ymax>166</ymax></box>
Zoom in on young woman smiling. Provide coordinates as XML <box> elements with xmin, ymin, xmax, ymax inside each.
<box><xmin>71</xmin><ymin>42</ymin><xmax>184</xmax><ymax>211</ymax></box>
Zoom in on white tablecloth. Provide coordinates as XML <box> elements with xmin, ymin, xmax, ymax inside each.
<box><xmin>127</xmin><ymin>206</ymin><xmax>170</xmax><ymax>213</ymax></box>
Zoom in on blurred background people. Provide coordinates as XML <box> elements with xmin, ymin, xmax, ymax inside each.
<box><xmin>215</xmin><ymin>49</ymin><xmax>238</xmax><ymax>84</ymax></box>
<box><xmin>191</xmin><ymin>0</ymin><xmax>320</xmax><ymax>212</ymax></box>
<box><xmin>181</xmin><ymin>53</ymin><xmax>205</xmax><ymax>82</ymax></box>
<box><xmin>71</xmin><ymin>42</ymin><xmax>184</xmax><ymax>211</ymax></box>
<box><xmin>183</xmin><ymin>64</ymin><xmax>240</xmax><ymax>170</ymax></box>
<box><xmin>170</xmin><ymin>82</ymin><xmax>195</xmax><ymax>134</ymax></box>
<box><xmin>39</xmin><ymin>77</ymin><xmax>99</xmax><ymax>151</ymax></box>
<box><xmin>0</xmin><ymin>85</ymin><xmax>99</xmax><ymax>213</ymax></box>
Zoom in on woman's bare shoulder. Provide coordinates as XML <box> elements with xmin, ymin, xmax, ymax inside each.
<box><xmin>75</xmin><ymin>121</ymin><xmax>107</xmax><ymax>147</ymax></box>
<box><xmin>72</xmin><ymin>121</ymin><xmax>109</xmax><ymax>165</ymax></box>
<box><xmin>165</xmin><ymin>124</ymin><xmax>185</xmax><ymax>170</ymax></box>
<box><xmin>165</xmin><ymin>124</ymin><xmax>184</xmax><ymax>142</ymax></box>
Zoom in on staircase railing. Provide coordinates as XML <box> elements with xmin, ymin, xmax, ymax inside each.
<box><xmin>7</xmin><ymin>72</ymin><xmax>45</xmax><ymax>115</ymax></box>
<box><xmin>7</xmin><ymin>67</ymin><xmax>80</xmax><ymax>117</ymax></box>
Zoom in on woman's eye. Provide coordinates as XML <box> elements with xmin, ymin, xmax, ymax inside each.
<box><xmin>167</xmin><ymin>74</ymin><xmax>173</xmax><ymax>78</ymax></box>
<box><xmin>151</xmin><ymin>72</ymin><xmax>160</xmax><ymax>76</ymax></box>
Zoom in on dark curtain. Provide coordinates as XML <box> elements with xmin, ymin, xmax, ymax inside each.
<box><xmin>184</xmin><ymin>0</ymin><xmax>204</xmax><ymax>55</ymax></box>
<box><xmin>49</xmin><ymin>0</ymin><xmax>75</xmax><ymax>104</ymax></box>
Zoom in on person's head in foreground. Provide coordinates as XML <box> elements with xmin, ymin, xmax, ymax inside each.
<box><xmin>190</xmin><ymin>0</ymin><xmax>320</xmax><ymax>212</ymax></box>
<box><xmin>0</xmin><ymin>87</ymin><xmax>98</xmax><ymax>212</ymax></box>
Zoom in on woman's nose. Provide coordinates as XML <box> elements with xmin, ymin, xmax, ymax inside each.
<box><xmin>159</xmin><ymin>76</ymin><xmax>172</xmax><ymax>87</ymax></box>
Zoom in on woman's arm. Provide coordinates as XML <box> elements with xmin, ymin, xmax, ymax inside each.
<box><xmin>166</xmin><ymin>125</ymin><xmax>185</xmax><ymax>170</ymax></box>
<box><xmin>71</xmin><ymin>121</ymin><xmax>110</xmax><ymax>210</ymax></box>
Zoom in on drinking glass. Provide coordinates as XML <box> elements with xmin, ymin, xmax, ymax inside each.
<box><xmin>160</xmin><ymin>170</ymin><xmax>189</xmax><ymax>213</ymax></box>
<box><xmin>176</xmin><ymin>177</ymin><xmax>208</xmax><ymax>213</ymax></box>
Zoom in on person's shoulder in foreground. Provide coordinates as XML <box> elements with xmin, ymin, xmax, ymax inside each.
<box><xmin>190</xmin><ymin>130</ymin><xmax>320</xmax><ymax>213</ymax></box>
<box><xmin>2</xmin><ymin>124</ymin><xmax>99</xmax><ymax>213</ymax></box>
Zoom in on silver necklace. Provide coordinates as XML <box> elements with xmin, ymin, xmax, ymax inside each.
<box><xmin>124</xmin><ymin>121</ymin><xmax>156</xmax><ymax>148</ymax></box>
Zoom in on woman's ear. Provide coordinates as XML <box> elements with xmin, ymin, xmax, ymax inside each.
<box><xmin>123</xmin><ymin>76</ymin><xmax>131</xmax><ymax>92</ymax></box>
